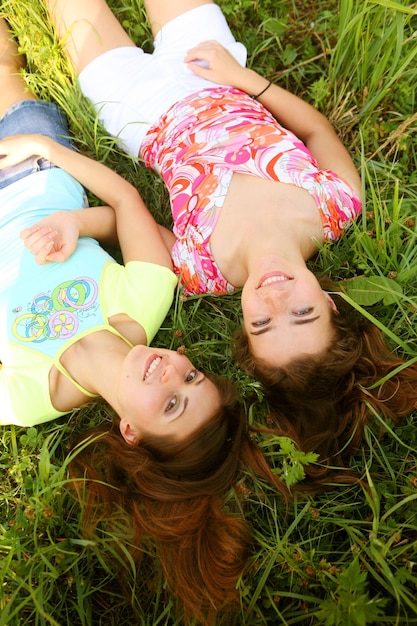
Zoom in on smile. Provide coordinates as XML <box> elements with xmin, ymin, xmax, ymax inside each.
<box><xmin>144</xmin><ymin>355</ymin><xmax>162</xmax><ymax>380</ymax></box>
<box><xmin>257</xmin><ymin>272</ymin><xmax>293</xmax><ymax>289</ymax></box>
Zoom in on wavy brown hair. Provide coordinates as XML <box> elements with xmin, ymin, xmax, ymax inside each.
<box><xmin>69</xmin><ymin>374</ymin><xmax>289</xmax><ymax>625</ymax></box>
<box><xmin>234</xmin><ymin>285</ymin><xmax>417</xmax><ymax>481</ymax></box>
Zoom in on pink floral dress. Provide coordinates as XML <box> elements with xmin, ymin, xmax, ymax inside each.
<box><xmin>141</xmin><ymin>87</ymin><xmax>362</xmax><ymax>295</ymax></box>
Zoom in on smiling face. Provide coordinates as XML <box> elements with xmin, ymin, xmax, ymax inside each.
<box><xmin>241</xmin><ymin>258</ymin><xmax>337</xmax><ymax>367</ymax></box>
<box><xmin>117</xmin><ymin>347</ymin><xmax>221</xmax><ymax>444</ymax></box>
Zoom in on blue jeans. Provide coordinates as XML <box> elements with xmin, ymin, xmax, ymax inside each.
<box><xmin>0</xmin><ymin>100</ymin><xmax>74</xmax><ymax>189</ymax></box>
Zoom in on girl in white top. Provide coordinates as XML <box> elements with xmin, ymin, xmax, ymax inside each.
<box><xmin>45</xmin><ymin>0</ymin><xmax>362</xmax><ymax>372</ymax></box>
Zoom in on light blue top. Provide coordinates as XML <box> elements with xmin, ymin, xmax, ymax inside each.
<box><xmin>0</xmin><ymin>168</ymin><xmax>177</xmax><ymax>426</ymax></box>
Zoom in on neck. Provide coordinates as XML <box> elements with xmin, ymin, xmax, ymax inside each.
<box><xmin>210</xmin><ymin>176</ymin><xmax>324</xmax><ymax>287</ymax></box>
<box><xmin>61</xmin><ymin>330</ymin><xmax>130</xmax><ymax>405</ymax></box>
<box><xmin>242</xmin><ymin>230</ymin><xmax>314</xmax><ymax>283</ymax></box>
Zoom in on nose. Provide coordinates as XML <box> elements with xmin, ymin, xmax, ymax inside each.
<box><xmin>260</xmin><ymin>288</ymin><xmax>288</xmax><ymax>310</ymax></box>
<box><xmin>160</xmin><ymin>361</ymin><xmax>180</xmax><ymax>384</ymax></box>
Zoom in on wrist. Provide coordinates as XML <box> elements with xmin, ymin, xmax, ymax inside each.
<box><xmin>236</xmin><ymin>68</ymin><xmax>271</xmax><ymax>98</ymax></box>
<box><xmin>73</xmin><ymin>209</ymin><xmax>87</xmax><ymax>237</ymax></box>
<box><xmin>32</xmin><ymin>134</ymin><xmax>53</xmax><ymax>160</ymax></box>
<box><xmin>250</xmin><ymin>80</ymin><xmax>272</xmax><ymax>100</ymax></box>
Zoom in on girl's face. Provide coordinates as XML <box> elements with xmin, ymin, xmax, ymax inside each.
<box><xmin>117</xmin><ymin>347</ymin><xmax>221</xmax><ymax>444</ymax></box>
<box><xmin>241</xmin><ymin>257</ymin><xmax>337</xmax><ymax>367</ymax></box>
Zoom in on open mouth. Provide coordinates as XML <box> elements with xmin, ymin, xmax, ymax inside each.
<box><xmin>257</xmin><ymin>272</ymin><xmax>293</xmax><ymax>289</ymax></box>
<box><xmin>143</xmin><ymin>355</ymin><xmax>162</xmax><ymax>380</ymax></box>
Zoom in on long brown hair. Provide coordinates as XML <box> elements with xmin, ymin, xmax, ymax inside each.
<box><xmin>69</xmin><ymin>374</ymin><xmax>288</xmax><ymax>625</ymax></box>
<box><xmin>234</xmin><ymin>287</ymin><xmax>417</xmax><ymax>480</ymax></box>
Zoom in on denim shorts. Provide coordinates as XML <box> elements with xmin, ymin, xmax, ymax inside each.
<box><xmin>0</xmin><ymin>100</ymin><xmax>74</xmax><ymax>189</ymax></box>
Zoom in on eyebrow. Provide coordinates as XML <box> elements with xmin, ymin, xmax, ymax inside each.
<box><xmin>292</xmin><ymin>315</ymin><xmax>320</xmax><ymax>326</ymax></box>
<box><xmin>176</xmin><ymin>397</ymin><xmax>189</xmax><ymax>421</ymax></box>
<box><xmin>250</xmin><ymin>326</ymin><xmax>272</xmax><ymax>336</ymax></box>
<box><xmin>174</xmin><ymin>375</ymin><xmax>206</xmax><ymax>420</ymax></box>
<box><xmin>250</xmin><ymin>315</ymin><xmax>321</xmax><ymax>335</ymax></box>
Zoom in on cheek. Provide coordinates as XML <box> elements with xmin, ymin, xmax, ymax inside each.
<box><xmin>247</xmin><ymin>334</ymin><xmax>267</xmax><ymax>359</ymax></box>
<box><xmin>241</xmin><ymin>292</ymin><xmax>260</xmax><ymax>320</ymax></box>
<box><xmin>121</xmin><ymin>378</ymin><xmax>148</xmax><ymax>412</ymax></box>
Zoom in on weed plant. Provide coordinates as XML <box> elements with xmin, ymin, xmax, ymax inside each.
<box><xmin>1</xmin><ymin>0</ymin><xmax>417</xmax><ymax>624</ymax></box>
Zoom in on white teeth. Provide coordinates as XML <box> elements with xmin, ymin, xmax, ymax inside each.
<box><xmin>145</xmin><ymin>356</ymin><xmax>161</xmax><ymax>379</ymax></box>
<box><xmin>260</xmin><ymin>275</ymin><xmax>289</xmax><ymax>287</ymax></box>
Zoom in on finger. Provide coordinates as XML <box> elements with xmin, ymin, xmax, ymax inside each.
<box><xmin>186</xmin><ymin>61</ymin><xmax>211</xmax><ymax>78</ymax></box>
<box><xmin>44</xmin><ymin>251</ymin><xmax>62</xmax><ymax>263</ymax></box>
<box><xmin>45</xmin><ymin>241</ymin><xmax>76</xmax><ymax>264</ymax></box>
<box><xmin>0</xmin><ymin>155</ymin><xmax>12</xmax><ymax>169</ymax></box>
<box><xmin>25</xmin><ymin>230</ymin><xmax>57</xmax><ymax>256</ymax></box>
<box><xmin>21</xmin><ymin>226</ymin><xmax>54</xmax><ymax>248</ymax></box>
<box><xmin>184</xmin><ymin>42</ymin><xmax>215</xmax><ymax>64</ymax></box>
<box><xmin>35</xmin><ymin>240</ymin><xmax>56</xmax><ymax>265</ymax></box>
<box><xmin>45</xmin><ymin>249</ymin><xmax>67</xmax><ymax>263</ymax></box>
<box><xmin>185</xmin><ymin>49</ymin><xmax>210</xmax><ymax>64</ymax></box>
<box><xmin>20</xmin><ymin>223</ymin><xmax>42</xmax><ymax>240</ymax></box>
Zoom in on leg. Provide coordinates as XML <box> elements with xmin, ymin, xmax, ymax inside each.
<box><xmin>45</xmin><ymin>0</ymin><xmax>136</xmax><ymax>75</ymax></box>
<box><xmin>0</xmin><ymin>18</ymin><xmax>36</xmax><ymax>119</ymax></box>
<box><xmin>143</xmin><ymin>0</ymin><xmax>214</xmax><ymax>38</ymax></box>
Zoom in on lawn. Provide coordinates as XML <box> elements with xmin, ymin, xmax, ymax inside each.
<box><xmin>1</xmin><ymin>0</ymin><xmax>417</xmax><ymax>624</ymax></box>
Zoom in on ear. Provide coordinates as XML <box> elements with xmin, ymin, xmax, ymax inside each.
<box><xmin>325</xmin><ymin>292</ymin><xmax>339</xmax><ymax>314</ymax></box>
<box><xmin>119</xmin><ymin>417</ymin><xmax>140</xmax><ymax>445</ymax></box>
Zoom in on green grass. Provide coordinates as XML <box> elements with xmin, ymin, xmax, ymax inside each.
<box><xmin>1</xmin><ymin>0</ymin><xmax>417</xmax><ymax>623</ymax></box>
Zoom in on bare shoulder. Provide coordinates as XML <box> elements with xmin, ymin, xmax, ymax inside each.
<box><xmin>49</xmin><ymin>364</ymin><xmax>91</xmax><ymax>412</ymax></box>
<box><xmin>109</xmin><ymin>314</ymin><xmax>148</xmax><ymax>346</ymax></box>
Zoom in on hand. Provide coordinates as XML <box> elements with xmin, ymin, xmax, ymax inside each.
<box><xmin>0</xmin><ymin>134</ymin><xmax>48</xmax><ymax>168</ymax></box>
<box><xmin>20</xmin><ymin>210</ymin><xmax>80</xmax><ymax>264</ymax></box>
<box><xmin>184</xmin><ymin>40</ymin><xmax>248</xmax><ymax>88</ymax></box>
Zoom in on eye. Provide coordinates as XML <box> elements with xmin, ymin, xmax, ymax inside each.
<box><xmin>252</xmin><ymin>318</ymin><xmax>271</xmax><ymax>327</ymax></box>
<box><xmin>165</xmin><ymin>395</ymin><xmax>178</xmax><ymax>413</ymax></box>
<box><xmin>292</xmin><ymin>307</ymin><xmax>313</xmax><ymax>316</ymax></box>
<box><xmin>185</xmin><ymin>369</ymin><xmax>197</xmax><ymax>383</ymax></box>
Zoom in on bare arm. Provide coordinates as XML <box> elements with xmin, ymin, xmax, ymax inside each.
<box><xmin>20</xmin><ymin>205</ymin><xmax>118</xmax><ymax>264</ymax></box>
<box><xmin>158</xmin><ymin>224</ymin><xmax>177</xmax><ymax>250</ymax></box>
<box><xmin>185</xmin><ymin>41</ymin><xmax>361</xmax><ymax>198</ymax></box>
<box><xmin>0</xmin><ymin>135</ymin><xmax>173</xmax><ymax>269</ymax></box>
<box><xmin>75</xmin><ymin>205</ymin><xmax>117</xmax><ymax>244</ymax></box>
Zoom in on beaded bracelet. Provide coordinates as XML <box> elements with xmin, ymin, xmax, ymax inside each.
<box><xmin>250</xmin><ymin>80</ymin><xmax>272</xmax><ymax>100</ymax></box>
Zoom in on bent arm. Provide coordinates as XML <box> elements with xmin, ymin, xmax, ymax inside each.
<box><xmin>232</xmin><ymin>71</ymin><xmax>361</xmax><ymax>197</ymax></box>
<box><xmin>20</xmin><ymin>205</ymin><xmax>118</xmax><ymax>265</ymax></box>
<box><xmin>0</xmin><ymin>134</ymin><xmax>172</xmax><ymax>268</ymax></box>
<box><xmin>75</xmin><ymin>205</ymin><xmax>118</xmax><ymax>244</ymax></box>
<box><xmin>185</xmin><ymin>42</ymin><xmax>362</xmax><ymax>198</ymax></box>
<box><xmin>158</xmin><ymin>224</ymin><xmax>177</xmax><ymax>250</ymax></box>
